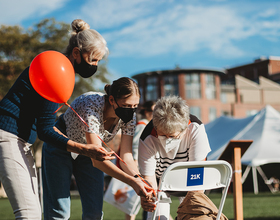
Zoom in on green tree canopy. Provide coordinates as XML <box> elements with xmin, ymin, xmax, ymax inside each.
<box><xmin>0</xmin><ymin>18</ymin><xmax>111</xmax><ymax>100</ymax></box>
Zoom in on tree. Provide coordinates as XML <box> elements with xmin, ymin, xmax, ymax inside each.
<box><xmin>0</xmin><ymin>18</ymin><xmax>111</xmax><ymax>100</ymax></box>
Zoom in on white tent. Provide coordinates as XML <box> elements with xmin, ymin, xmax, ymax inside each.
<box><xmin>205</xmin><ymin>105</ymin><xmax>280</xmax><ymax>193</ymax></box>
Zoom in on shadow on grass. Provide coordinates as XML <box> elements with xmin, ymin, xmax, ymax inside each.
<box><xmin>243</xmin><ymin>218</ymin><xmax>280</xmax><ymax>220</ymax></box>
<box><xmin>241</xmin><ymin>192</ymin><xmax>280</xmax><ymax>198</ymax></box>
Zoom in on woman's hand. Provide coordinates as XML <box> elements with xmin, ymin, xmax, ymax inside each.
<box><xmin>140</xmin><ymin>193</ymin><xmax>157</xmax><ymax>212</ymax></box>
<box><xmin>130</xmin><ymin>177</ymin><xmax>156</xmax><ymax>208</ymax></box>
<box><xmin>139</xmin><ymin>175</ymin><xmax>157</xmax><ymax>212</ymax></box>
<box><xmin>83</xmin><ymin>144</ymin><xmax>115</xmax><ymax>161</ymax></box>
<box><xmin>67</xmin><ymin>140</ymin><xmax>115</xmax><ymax>161</ymax></box>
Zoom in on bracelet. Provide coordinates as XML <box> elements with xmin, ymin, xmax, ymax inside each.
<box><xmin>134</xmin><ymin>174</ymin><xmax>143</xmax><ymax>178</ymax></box>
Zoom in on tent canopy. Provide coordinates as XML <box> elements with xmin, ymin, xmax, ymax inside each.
<box><xmin>205</xmin><ymin>105</ymin><xmax>280</xmax><ymax>167</ymax></box>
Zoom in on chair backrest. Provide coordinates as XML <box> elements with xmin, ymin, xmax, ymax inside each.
<box><xmin>157</xmin><ymin>160</ymin><xmax>232</xmax><ymax>220</ymax></box>
<box><xmin>159</xmin><ymin>160</ymin><xmax>232</xmax><ymax>192</ymax></box>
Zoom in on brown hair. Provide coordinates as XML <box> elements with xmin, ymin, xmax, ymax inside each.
<box><xmin>104</xmin><ymin>77</ymin><xmax>140</xmax><ymax>101</ymax></box>
<box><xmin>139</xmin><ymin>100</ymin><xmax>156</xmax><ymax>116</ymax></box>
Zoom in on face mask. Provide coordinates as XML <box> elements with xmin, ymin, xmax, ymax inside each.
<box><xmin>114</xmin><ymin>100</ymin><xmax>137</xmax><ymax>123</ymax></box>
<box><xmin>74</xmin><ymin>52</ymin><xmax>98</xmax><ymax>78</ymax></box>
<box><xmin>158</xmin><ymin>135</ymin><xmax>182</xmax><ymax>153</ymax></box>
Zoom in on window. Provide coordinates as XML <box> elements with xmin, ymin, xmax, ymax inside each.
<box><xmin>221</xmin><ymin>111</ymin><xmax>231</xmax><ymax>116</ymax></box>
<box><xmin>205</xmin><ymin>74</ymin><xmax>216</xmax><ymax>100</ymax></box>
<box><xmin>190</xmin><ymin>106</ymin><xmax>201</xmax><ymax>119</ymax></box>
<box><xmin>209</xmin><ymin>107</ymin><xmax>217</xmax><ymax>122</ymax></box>
<box><xmin>163</xmin><ymin>75</ymin><xmax>179</xmax><ymax>96</ymax></box>
<box><xmin>146</xmin><ymin>76</ymin><xmax>158</xmax><ymax>101</ymax></box>
<box><xmin>220</xmin><ymin>92</ymin><xmax>227</xmax><ymax>103</ymax></box>
<box><xmin>185</xmin><ymin>74</ymin><xmax>201</xmax><ymax>99</ymax></box>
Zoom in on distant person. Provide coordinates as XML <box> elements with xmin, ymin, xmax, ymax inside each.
<box><xmin>138</xmin><ymin>96</ymin><xmax>211</xmax><ymax>220</ymax></box>
<box><xmin>265</xmin><ymin>176</ymin><xmax>280</xmax><ymax>192</ymax></box>
<box><xmin>132</xmin><ymin>101</ymin><xmax>156</xmax><ymax>163</ymax></box>
<box><xmin>0</xmin><ymin>19</ymin><xmax>114</xmax><ymax>220</ymax></box>
<box><xmin>42</xmin><ymin>77</ymin><xmax>154</xmax><ymax>220</ymax></box>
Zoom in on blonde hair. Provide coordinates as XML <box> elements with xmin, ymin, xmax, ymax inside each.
<box><xmin>153</xmin><ymin>96</ymin><xmax>190</xmax><ymax>134</ymax></box>
<box><xmin>65</xmin><ymin>19</ymin><xmax>109</xmax><ymax>59</ymax></box>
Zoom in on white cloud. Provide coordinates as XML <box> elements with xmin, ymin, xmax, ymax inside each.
<box><xmin>1</xmin><ymin>0</ymin><xmax>279</xmax><ymax>61</ymax></box>
<box><xmin>253</xmin><ymin>9</ymin><xmax>280</xmax><ymax>41</ymax></box>
<box><xmin>91</xmin><ymin>1</ymin><xmax>280</xmax><ymax>59</ymax></box>
<box><xmin>100</xmin><ymin>4</ymin><xmax>253</xmax><ymax>58</ymax></box>
<box><xmin>80</xmin><ymin>0</ymin><xmax>153</xmax><ymax>29</ymax></box>
<box><xmin>258</xmin><ymin>9</ymin><xmax>278</xmax><ymax>18</ymax></box>
<box><xmin>0</xmin><ymin>0</ymin><xmax>68</xmax><ymax>26</ymax></box>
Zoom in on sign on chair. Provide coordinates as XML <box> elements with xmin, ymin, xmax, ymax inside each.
<box><xmin>187</xmin><ymin>167</ymin><xmax>204</xmax><ymax>186</ymax></box>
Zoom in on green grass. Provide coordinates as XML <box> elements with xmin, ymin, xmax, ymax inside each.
<box><xmin>1</xmin><ymin>192</ymin><xmax>280</xmax><ymax>220</ymax></box>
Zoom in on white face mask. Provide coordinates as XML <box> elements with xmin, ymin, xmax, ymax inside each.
<box><xmin>158</xmin><ymin>135</ymin><xmax>182</xmax><ymax>153</ymax></box>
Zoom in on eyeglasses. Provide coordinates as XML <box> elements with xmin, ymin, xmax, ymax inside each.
<box><xmin>157</xmin><ymin>129</ymin><xmax>184</xmax><ymax>144</ymax></box>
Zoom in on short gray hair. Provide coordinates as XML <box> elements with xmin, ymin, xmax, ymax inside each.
<box><xmin>153</xmin><ymin>96</ymin><xmax>190</xmax><ymax>134</ymax></box>
<box><xmin>65</xmin><ymin>19</ymin><xmax>109</xmax><ymax>59</ymax></box>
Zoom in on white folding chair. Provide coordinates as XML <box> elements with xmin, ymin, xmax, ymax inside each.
<box><xmin>151</xmin><ymin>160</ymin><xmax>233</xmax><ymax>220</ymax></box>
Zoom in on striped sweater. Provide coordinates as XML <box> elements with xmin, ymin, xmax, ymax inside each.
<box><xmin>138</xmin><ymin>115</ymin><xmax>211</xmax><ymax>179</ymax></box>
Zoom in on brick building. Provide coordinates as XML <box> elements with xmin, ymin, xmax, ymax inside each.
<box><xmin>132</xmin><ymin>56</ymin><xmax>280</xmax><ymax>124</ymax></box>
<box><xmin>223</xmin><ymin>56</ymin><xmax>280</xmax><ymax>84</ymax></box>
<box><xmin>132</xmin><ymin>68</ymin><xmax>224</xmax><ymax>124</ymax></box>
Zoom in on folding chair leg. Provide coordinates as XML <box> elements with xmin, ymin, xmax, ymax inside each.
<box><xmin>149</xmin><ymin>192</ymin><xmax>172</xmax><ymax>220</ymax></box>
<box><xmin>147</xmin><ymin>202</ymin><xmax>171</xmax><ymax>220</ymax></box>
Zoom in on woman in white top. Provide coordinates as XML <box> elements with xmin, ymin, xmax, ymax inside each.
<box><xmin>42</xmin><ymin>77</ymin><xmax>154</xmax><ymax>220</ymax></box>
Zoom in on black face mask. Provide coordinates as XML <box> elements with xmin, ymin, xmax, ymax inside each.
<box><xmin>114</xmin><ymin>100</ymin><xmax>137</xmax><ymax>123</ymax></box>
<box><xmin>74</xmin><ymin>52</ymin><xmax>98</xmax><ymax>78</ymax></box>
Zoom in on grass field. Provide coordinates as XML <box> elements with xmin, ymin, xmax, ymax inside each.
<box><xmin>1</xmin><ymin>192</ymin><xmax>280</xmax><ymax>220</ymax></box>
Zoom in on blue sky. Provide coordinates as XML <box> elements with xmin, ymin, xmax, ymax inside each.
<box><xmin>1</xmin><ymin>0</ymin><xmax>280</xmax><ymax>81</ymax></box>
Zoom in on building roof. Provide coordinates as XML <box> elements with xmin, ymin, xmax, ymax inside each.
<box><xmin>132</xmin><ymin>68</ymin><xmax>225</xmax><ymax>78</ymax></box>
<box><xmin>226</xmin><ymin>56</ymin><xmax>280</xmax><ymax>71</ymax></box>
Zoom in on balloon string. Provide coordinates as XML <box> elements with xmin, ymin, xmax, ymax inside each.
<box><xmin>64</xmin><ymin>102</ymin><xmax>156</xmax><ymax>196</ymax></box>
<box><xmin>53</xmin><ymin>103</ymin><xmax>66</xmax><ymax>114</ymax></box>
<box><xmin>65</xmin><ymin>103</ymin><xmax>128</xmax><ymax>165</ymax></box>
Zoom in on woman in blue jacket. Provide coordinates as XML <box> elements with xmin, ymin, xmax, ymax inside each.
<box><xmin>0</xmin><ymin>19</ymin><xmax>114</xmax><ymax>220</ymax></box>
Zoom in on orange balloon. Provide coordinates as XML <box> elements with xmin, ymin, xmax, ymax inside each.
<box><xmin>29</xmin><ymin>51</ymin><xmax>75</xmax><ymax>103</ymax></box>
